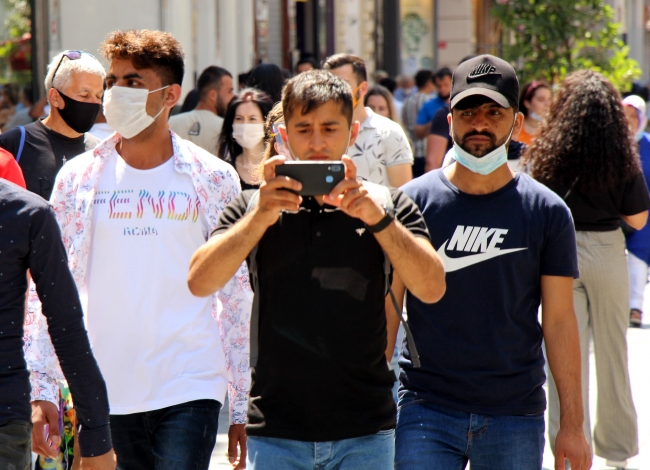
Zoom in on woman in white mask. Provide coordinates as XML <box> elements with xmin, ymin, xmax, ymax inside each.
<box><xmin>217</xmin><ymin>89</ymin><xmax>274</xmax><ymax>190</ymax></box>
<box><xmin>515</xmin><ymin>80</ymin><xmax>551</xmax><ymax>146</ymax></box>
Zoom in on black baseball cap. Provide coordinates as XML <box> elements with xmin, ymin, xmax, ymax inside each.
<box><xmin>450</xmin><ymin>54</ymin><xmax>519</xmax><ymax>109</ymax></box>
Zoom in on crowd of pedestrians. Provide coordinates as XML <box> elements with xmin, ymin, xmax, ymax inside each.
<box><xmin>1</xmin><ymin>25</ymin><xmax>650</xmax><ymax>470</ymax></box>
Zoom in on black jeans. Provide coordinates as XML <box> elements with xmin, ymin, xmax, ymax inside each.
<box><xmin>0</xmin><ymin>420</ymin><xmax>31</xmax><ymax>470</ymax></box>
<box><xmin>110</xmin><ymin>399</ymin><xmax>221</xmax><ymax>470</ymax></box>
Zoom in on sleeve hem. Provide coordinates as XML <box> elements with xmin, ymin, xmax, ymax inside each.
<box><xmin>77</xmin><ymin>423</ymin><xmax>113</xmax><ymax>458</ymax></box>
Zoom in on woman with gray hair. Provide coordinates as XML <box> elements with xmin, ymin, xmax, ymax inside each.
<box><xmin>0</xmin><ymin>50</ymin><xmax>105</xmax><ymax>199</ymax></box>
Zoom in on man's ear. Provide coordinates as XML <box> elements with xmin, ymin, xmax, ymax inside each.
<box><xmin>48</xmin><ymin>88</ymin><xmax>63</xmax><ymax>110</ymax></box>
<box><xmin>359</xmin><ymin>81</ymin><xmax>369</xmax><ymax>99</ymax></box>
<box><xmin>164</xmin><ymin>84</ymin><xmax>182</xmax><ymax>109</ymax></box>
<box><xmin>513</xmin><ymin>111</ymin><xmax>525</xmax><ymax>139</ymax></box>
<box><xmin>348</xmin><ymin>121</ymin><xmax>361</xmax><ymax>148</ymax></box>
<box><xmin>208</xmin><ymin>89</ymin><xmax>218</xmax><ymax>105</ymax></box>
<box><xmin>278</xmin><ymin>125</ymin><xmax>288</xmax><ymax>145</ymax></box>
<box><xmin>447</xmin><ymin>112</ymin><xmax>453</xmax><ymax>137</ymax></box>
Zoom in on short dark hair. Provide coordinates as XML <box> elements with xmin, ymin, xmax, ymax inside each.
<box><xmin>102</xmin><ymin>29</ymin><xmax>185</xmax><ymax>86</ymax></box>
<box><xmin>296</xmin><ymin>57</ymin><xmax>318</xmax><ymax>70</ymax></box>
<box><xmin>435</xmin><ymin>67</ymin><xmax>453</xmax><ymax>81</ymax></box>
<box><xmin>197</xmin><ymin>66</ymin><xmax>231</xmax><ymax>100</ymax></box>
<box><xmin>323</xmin><ymin>53</ymin><xmax>367</xmax><ymax>85</ymax></box>
<box><xmin>282</xmin><ymin>70</ymin><xmax>353</xmax><ymax>126</ymax></box>
<box><xmin>414</xmin><ymin>70</ymin><xmax>434</xmax><ymax>89</ymax></box>
<box><xmin>379</xmin><ymin>77</ymin><xmax>397</xmax><ymax>94</ymax></box>
<box><xmin>246</xmin><ymin>63</ymin><xmax>286</xmax><ymax>103</ymax></box>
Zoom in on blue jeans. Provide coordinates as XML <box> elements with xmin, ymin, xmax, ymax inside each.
<box><xmin>395</xmin><ymin>397</ymin><xmax>544</xmax><ymax>470</ymax></box>
<box><xmin>247</xmin><ymin>430</ymin><xmax>395</xmax><ymax>470</ymax></box>
<box><xmin>110</xmin><ymin>399</ymin><xmax>221</xmax><ymax>470</ymax></box>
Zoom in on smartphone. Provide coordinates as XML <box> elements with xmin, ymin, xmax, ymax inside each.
<box><xmin>275</xmin><ymin>161</ymin><xmax>345</xmax><ymax>196</ymax></box>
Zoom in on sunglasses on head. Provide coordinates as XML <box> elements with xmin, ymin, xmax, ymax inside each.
<box><xmin>51</xmin><ymin>50</ymin><xmax>95</xmax><ymax>88</ymax></box>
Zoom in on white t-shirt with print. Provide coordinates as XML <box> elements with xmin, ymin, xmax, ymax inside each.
<box><xmin>86</xmin><ymin>151</ymin><xmax>228</xmax><ymax>414</ymax></box>
<box><xmin>346</xmin><ymin>107</ymin><xmax>413</xmax><ymax>187</ymax></box>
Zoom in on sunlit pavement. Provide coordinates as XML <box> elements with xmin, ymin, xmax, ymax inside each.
<box><xmin>210</xmin><ymin>282</ymin><xmax>650</xmax><ymax>469</ymax></box>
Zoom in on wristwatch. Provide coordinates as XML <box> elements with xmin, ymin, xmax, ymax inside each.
<box><xmin>366</xmin><ymin>207</ymin><xmax>395</xmax><ymax>233</ymax></box>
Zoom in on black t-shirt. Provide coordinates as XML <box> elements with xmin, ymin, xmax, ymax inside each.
<box><xmin>429</xmin><ymin>105</ymin><xmax>453</xmax><ymax>151</ymax></box>
<box><xmin>401</xmin><ymin>170</ymin><xmax>578</xmax><ymax>416</ymax></box>
<box><xmin>544</xmin><ymin>172</ymin><xmax>650</xmax><ymax>231</ymax></box>
<box><xmin>0</xmin><ymin>120</ymin><xmax>99</xmax><ymax>200</ymax></box>
<box><xmin>212</xmin><ymin>189</ymin><xmax>430</xmax><ymax>441</ymax></box>
<box><xmin>0</xmin><ymin>180</ymin><xmax>112</xmax><ymax>456</ymax></box>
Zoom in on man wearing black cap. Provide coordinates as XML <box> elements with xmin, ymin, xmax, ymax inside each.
<box><xmin>391</xmin><ymin>55</ymin><xmax>592</xmax><ymax>469</ymax></box>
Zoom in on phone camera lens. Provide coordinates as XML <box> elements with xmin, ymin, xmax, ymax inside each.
<box><xmin>332</xmin><ymin>165</ymin><xmax>341</xmax><ymax>172</ymax></box>
<box><xmin>325</xmin><ymin>176</ymin><xmax>334</xmax><ymax>183</ymax></box>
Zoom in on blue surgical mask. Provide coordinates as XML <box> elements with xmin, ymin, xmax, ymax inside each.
<box><xmin>635</xmin><ymin>129</ymin><xmax>645</xmax><ymax>142</ymax></box>
<box><xmin>451</xmin><ymin>120</ymin><xmax>515</xmax><ymax>175</ymax></box>
<box><xmin>529</xmin><ymin>111</ymin><xmax>544</xmax><ymax>122</ymax></box>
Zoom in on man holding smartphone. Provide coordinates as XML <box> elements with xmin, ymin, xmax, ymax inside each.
<box><xmin>188</xmin><ymin>70</ymin><xmax>446</xmax><ymax>470</ymax></box>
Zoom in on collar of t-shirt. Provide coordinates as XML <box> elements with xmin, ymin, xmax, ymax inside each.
<box><xmin>37</xmin><ymin>118</ymin><xmax>86</xmax><ymax>144</ymax></box>
<box><xmin>360</xmin><ymin>107</ymin><xmax>380</xmax><ymax>131</ymax></box>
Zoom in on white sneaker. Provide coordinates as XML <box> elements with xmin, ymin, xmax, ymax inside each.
<box><xmin>605</xmin><ymin>459</ymin><xmax>628</xmax><ymax>469</ymax></box>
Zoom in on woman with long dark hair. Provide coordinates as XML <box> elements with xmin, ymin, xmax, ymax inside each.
<box><xmin>524</xmin><ymin>70</ymin><xmax>649</xmax><ymax>468</ymax></box>
<box><xmin>246</xmin><ymin>64</ymin><xmax>285</xmax><ymax>104</ymax></box>
<box><xmin>217</xmin><ymin>89</ymin><xmax>274</xmax><ymax>190</ymax></box>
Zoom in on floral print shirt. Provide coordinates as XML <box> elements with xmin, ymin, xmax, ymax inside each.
<box><xmin>24</xmin><ymin>131</ymin><xmax>252</xmax><ymax>424</ymax></box>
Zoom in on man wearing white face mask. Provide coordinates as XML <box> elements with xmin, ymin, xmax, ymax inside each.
<box><xmin>24</xmin><ymin>30</ymin><xmax>253</xmax><ymax>470</ymax></box>
<box><xmin>392</xmin><ymin>55</ymin><xmax>592</xmax><ymax>470</ymax></box>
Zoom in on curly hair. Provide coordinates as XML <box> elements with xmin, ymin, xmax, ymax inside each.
<box><xmin>524</xmin><ymin>70</ymin><xmax>640</xmax><ymax>193</ymax></box>
<box><xmin>102</xmin><ymin>30</ymin><xmax>185</xmax><ymax>86</ymax></box>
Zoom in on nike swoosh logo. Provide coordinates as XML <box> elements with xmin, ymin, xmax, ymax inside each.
<box><xmin>438</xmin><ymin>240</ymin><xmax>527</xmax><ymax>272</ymax></box>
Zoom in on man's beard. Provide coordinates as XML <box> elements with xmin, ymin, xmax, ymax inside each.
<box><xmin>216</xmin><ymin>98</ymin><xmax>227</xmax><ymax>118</ymax></box>
<box><xmin>454</xmin><ymin>130</ymin><xmax>507</xmax><ymax>158</ymax></box>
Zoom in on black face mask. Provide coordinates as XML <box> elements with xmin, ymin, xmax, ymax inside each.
<box><xmin>55</xmin><ymin>89</ymin><xmax>101</xmax><ymax>133</ymax></box>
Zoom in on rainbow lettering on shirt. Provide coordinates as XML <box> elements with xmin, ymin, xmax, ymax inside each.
<box><xmin>95</xmin><ymin>188</ymin><xmax>201</xmax><ymax>222</ymax></box>
<box><xmin>109</xmin><ymin>190</ymin><xmax>133</xmax><ymax>219</ymax></box>
<box><xmin>137</xmin><ymin>190</ymin><xmax>164</xmax><ymax>219</ymax></box>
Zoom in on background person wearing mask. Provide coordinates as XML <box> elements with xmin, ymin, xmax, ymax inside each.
<box><xmin>623</xmin><ymin>95</ymin><xmax>650</xmax><ymax>328</ymax></box>
<box><xmin>169</xmin><ymin>66</ymin><xmax>234</xmax><ymax>154</ymax></box>
<box><xmin>325</xmin><ymin>53</ymin><xmax>413</xmax><ymax>188</ymax></box>
<box><xmin>525</xmin><ymin>70</ymin><xmax>649</xmax><ymax>469</ymax></box>
<box><xmin>0</xmin><ymin>51</ymin><xmax>104</xmax><ymax>200</ymax></box>
<box><xmin>217</xmin><ymin>89</ymin><xmax>273</xmax><ymax>190</ymax></box>
<box><xmin>516</xmin><ymin>81</ymin><xmax>551</xmax><ymax>145</ymax></box>
<box><xmin>365</xmin><ymin>85</ymin><xmax>400</xmax><ymax>123</ymax></box>
<box><xmin>414</xmin><ymin>67</ymin><xmax>452</xmax><ymax>139</ymax></box>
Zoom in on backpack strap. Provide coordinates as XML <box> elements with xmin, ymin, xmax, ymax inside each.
<box><xmin>15</xmin><ymin>126</ymin><xmax>26</xmax><ymax>163</ymax></box>
<box><xmin>245</xmin><ymin>190</ymin><xmax>261</xmax><ymax>367</ymax></box>
<box><xmin>364</xmin><ymin>182</ymin><xmax>422</xmax><ymax>368</ymax></box>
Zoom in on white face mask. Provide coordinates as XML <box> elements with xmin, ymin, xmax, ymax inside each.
<box><xmin>451</xmin><ymin>119</ymin><xmax>515</xmax><ymax>176</ymax></box>
<box><xmin>529</xmin><ymin>111</ymin><xmax>544</xmax><ymax>122</ymax></box>
<box><xmin>232</xmin><ymin>123</ymin><xmax>265</xmax><ymax>150</ymax></box>
<box><xmin>103</xmin><ymin>85</ymin><xmax>169</xmax><ymax>139</ymax></box>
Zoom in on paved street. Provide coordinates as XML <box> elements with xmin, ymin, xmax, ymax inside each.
<box><xmin>210</xmin><ymin>282</ymin><xmax>650</xmax><ymax>469</ymax></box>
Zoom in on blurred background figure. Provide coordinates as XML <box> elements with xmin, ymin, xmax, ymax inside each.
<box><xmin>325</xmin><ymin>53</ymin><xmax>413</xmax><ymax>188</ymax></box>
<box><xmin>365</xmin><ymin>85</ymin><xmax>400</xmax><ymax>123</ymax></box>
<box><xmin>169</xmin><ymin>65</ymin><xmax>234</xmax><ymax>154</ymax></box>
<box><xmin>217</xmin><ymin>89</ymin><xmax>273</xmax><ymax>190</ymax></box>
<box><xmin>0</xmin><ymin>83</ymin><xmax>19</xmax><ymax>130</ymax></box>
<box><xmin>393</xmin><ymin>74</ymin><xmax>416</xmax><ymax>103</ymax></box>
<box><xmin>623</xmin><ymin>95</ymin><xmax>650</xmax><ymax>328</ymax></box>
<box><xmin>3</xmin><ymin>85</ymin><xmax>35</xmax><ymax>130</ymax></box>
<box><xmin>402</xmin><ymin>69</ymin><xmax>436</xmax><ymax>178</ymax></box>
<box><xmin>373</xmin><ymin>69</ymin><xmax>389</xmax><ymax>85</ymax></box>
<box><xmin>516</xmin><ymin>80</ymin><xmax>551</xmax><ymax>145</ymax></box>
<box><xmin>526</xmin><ymin>70</ymin><xmax>648</xmax><ymax>470</ymax></box>
<box><xmin>246</xmin><ymin>63</ymin><xmax>285</xmax><ymax>103</ymax></box>
<box><xmin>414</xmin><ymin>67</ymin><xmax>452</xmax><ymax>140</ymax></box>
<box><xmin>295</xmin><ymin>57</ymin><xmax>317</xmax><ymax>74</ymax></box>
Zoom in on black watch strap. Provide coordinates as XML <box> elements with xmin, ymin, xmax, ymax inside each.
<box><xmin>366</xmin><ymin>210</ymin><xmax>395</xmax><ymax>233</ymax></box>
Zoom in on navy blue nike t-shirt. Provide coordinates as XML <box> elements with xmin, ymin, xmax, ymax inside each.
<box><xmin>400</xmin><ymin>169</ymin><xmax>579</xmax><ymax>416</ymax></box>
